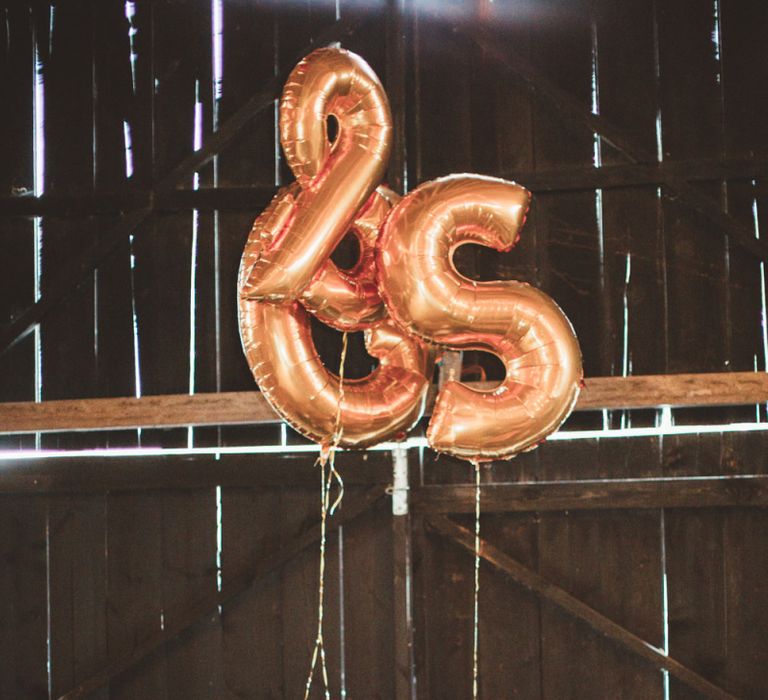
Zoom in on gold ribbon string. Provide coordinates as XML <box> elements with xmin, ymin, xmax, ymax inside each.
<box><xmin>304</xmin><ymin>332</ymin><xmax>348</xmax><ymax>700</ymax></box>
<box><xmin>472</xmin><ymin>459</ymin><xmax>481</xmax><ymax>700</ymax></box>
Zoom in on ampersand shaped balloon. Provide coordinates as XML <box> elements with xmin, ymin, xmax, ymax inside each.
<box><xmin>376</xmin><ymin>175</ymin><xmax>583</xmax><ymax>461</ymax></box>
<box><xmin>238</xmin><ymin>48</ymin><xmax>434</xmax><ymax>448</ymax></box>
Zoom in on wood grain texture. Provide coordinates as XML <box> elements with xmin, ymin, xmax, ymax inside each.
<box><xmin>48</xmin><ymin>494</ymin><xmax>108</xmax><ymax>700</ymax></box>
<box><xmin>0</xmin><ymin>4</ymin><xmax>36</xmax><ymax>450</ymax></box>
<box><xmin>413</xmin><ymin>475</ymin><xmax>768</xmax><ymax>513</ymax></box>
<box><xmin>0</xmin><ymin>496</ymin><xmax>49</xmax><ymax>700</ymax></box>
<box><xmin>428</xmin><ymin>514</ymin><xmax>735</xmax><ymax>700</ymax></box>
<box><xmin>1</xmin><ymin>371</ymin><xmax>765</xmax><ymax>434</ymax></box>
<box><xmin>0</xmin><ymin>450</ymin><xmax>395</xmax><ymax>493</ymax></box>
<box><xmin>57</xmin><ymin>485</ymin><xmax>386</xmax><ymax>700</ymax></box>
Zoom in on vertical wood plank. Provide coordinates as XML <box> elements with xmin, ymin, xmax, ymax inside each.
<box><xmin>133</xmin><ymin>0</ymin><xmax>209</xmax><ymax>447</ymax></box>
<box><xmin>538</xmin><ymin>438</ymin><xmax>664</xmax><ymax>698</ymax></box>
<box><xmin>530</xmin><ymin>0</ymin><xmax>602</xmax><ymax>380</ymax></box>
<box><xmin>343</xmin><ymin>493</ymin><xmax>394</xmax><ymax>698</ymax></box>
<box><xmin>220</xmin><ymin>486</ymin><xmax>284</xmax><ymax>698</ymax></box>
<box><xmin>211</xmin><ymin>0</ymin><xmax>279</xmax><ymax>446</ymax></box>
<box><xmin>475</xmin><ymin>509</ymin><xmax>543</xmax><ymax>699</ymax></box>
<box><xmin>0</xmin><ymin>496</ymin><xmax>49</xmax><ymax>700</ymax></box>
<box><xmin>413</xmin><ymin>3</ymin><xmax>473</xmax><ymax>185</ymax></box>
<box><xmin>40</xmin><ymin>0</ymin><xmax>98</xmax><ymax>449</ymax></box>
<box><xmin>657</xmin><ymin>0</ymin><xmax>727</xmax><ymax>383</ymax></box>
<box><xmin>518</xmin><ymin>3</ymin><xmax>665</xmax><ymax>695</ymax></box>
<box><xmin>48</xmin><ymin>494</ymin><xmax>108</xmax><ymax>700</ymax></box>
<box><xmin>217</xmin><ymin>0</ymin><xmax>279</xmax><ymax>190</ymax></box>
<box><xmin>720</xmin><ymin>509</ymin><xmax>768</xmax><ymax>698</ymax></box>
<box><xmin>92</xmin><ymin>0</ymin><xmax>140</xmax><ymax>447</ymax></box>
<box><xmin>594</xmin><ymin>0</ymin><xmax>666</xmax><ymax>387</ymax></box>
<box><xmin>107</xmin><ymin>491</ymin><xmax>167</xmax><ymax>699</ymax></box>
<box><xmin>657</xmin><ymin>2</ymin><xmax>756</xmax><ymax>698</ymax></box>
<box><xmin>665</xmin><ymin>504</ymin><xmax>727</xmax><ymax>700</ymax></box>
<box><xmin>475</xmin><ymin>1</ymin><xmax>542</xmax><ymax>293</ymax></box>
<box><xmin>720</xmin><ymin>0</ymin><xmax>768</xmax><ymax>425</ymax></box>
<box><xmin>715</xmin><ymin>6</ymin><xmax>768</xmax><ymax>694</ymax></box>
<box><xmin>0</xmin><ymin>6</ymin><xmax>36</xmax><ymax>449</ymax></box>
<box><xmin>664</xmin><ymin>432</ymin><xmax>768</xmax><ymax>700</ymax></box>
<box><xmin>162</xmin><ymin>489</ymin><xmax>221</xmax><ymax>698</ymax></box>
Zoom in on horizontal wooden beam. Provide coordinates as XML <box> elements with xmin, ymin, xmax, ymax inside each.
<box><xmin>58</xmin><ymin>485</ymin><xmax>386</xmax><ymax>700</ymax></box>
<box><xmin>0</xmin><ymin>371</ymin><xmax>764</xmax><ymax>435</ymax></box>
<box><xmin>2</xmin><ymin>158</ymin><xmax>765</xmax><ymax>217</ymax></box>
<box><xmin>428</xmin><ymin>515</ymin><xmax>735</xmax><ymax>700</ymax></box>
<box><xmin>0</xmin><ymin>187</ymin><xmax>275</xmax><ymax>217</ymax></box>
<box><xmin>518</xmin><ymin>157</ymin><xmax>768</xmax><ymax>193</ymax></box>
<box><xmin>0</xmin><ymin>451</ymin><xmax>395</xmax><ymax>493</ymax></box>
<box><xmin>413</xmin><ymin>476</ymin><xmax>768</xmax><ymax>514</ymax></box>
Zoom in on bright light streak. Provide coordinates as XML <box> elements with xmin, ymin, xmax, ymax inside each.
<box><xmin>188</xmin><ymin>88</ymin><xmax>203</xmax><ymax>448</ymax></box>
<box><xmin>123</xmin><ymin>120</ymin><xmax>134</xmax><ymax>178</ymax></box>
<box><xmin>125</xmin><ymin>1</ymin><xmax>138</xmax><ymax>94</ymax></box>
<box><xmin>32</xmin><ymin>31</ymin><xmax>45</xmax><ymax>441</ymax></box>
<box><xmin>2</xmin><ymin>420</ymin><xmax>768</xmax><ymax>463</ymax></box>
<box><xmin>212</xmin><ymin>0</ymin><xmax>223</xmax><ymax>102</ymax></box>
<box><xmin>128</xmin><ymin>235</ymin><xmax>142</xmax><ymax>400</ymax></box>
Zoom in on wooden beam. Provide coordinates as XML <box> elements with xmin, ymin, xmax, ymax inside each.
<box><xmin>0</xmin><ymin>451</ymin><xmax>394</xmax><ymax>494</ymax></box>
<box><xmin>0</xmin><ymin>17</ymin><xmax>359</xmax><ymax>358</ymax></box>
<box><xmin>412</xmin><ymin>476</ymin><xmax>768</xmax><ymax>514</ymax></box>
<box><xmin>428</xmin><ymin>515</ymin><xmax>736</xmax><ymax>700</ymax></box>
<box><xmin>470</xmin><ymin>27</ymin><xmax>768</xmax><ymax>262</ymax></box>
<box><xmin>3</xmin><ymin>158</ymin><xmax>765</xmax><ymax>217</ymax></box>
<box><xmin>575</xmin><ymin>371</ymin><xmax>768</xmax><ymax>410</ymax></box>
<box><xmin>0</xmin><ymin>371</ymin><xmax>765</xmax><ymax>435</ymax></box>
<box><xmin>56</xmin><ymin>485</ymin><xmax>387</xmax><ymax>700</ymax></box>
<box><xmin>515</xmin><ymin>157</ymin><xmax>768</xmax><ymax>193</ymax></box>
<box><xmin>0</xmin><ymin>187</ymin><xmax>276</xmax><ymax>217</ymax></box>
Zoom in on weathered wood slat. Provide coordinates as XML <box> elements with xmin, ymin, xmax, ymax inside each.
<box><xmin>0</xmin><ymin>451</ymin><xmax>394</xmax><ymax>493</ymax></box>
<box><xmin>468</xmin><ymin>26</ymin><xmax>768</xmax><ymax>264</ymax></box>
<box><xmin>0</xmin><ymin>371</ymin><xmax>764</xmax><ymax>435</ymax></box>
<box><xmin>0</xmin><ymin>17</ymin><xmax>359</xmax><ymax>360</ymax></box>
<box><xmin>3</xmin><ymin>157</ymin><xmax>768</xmax><ymax>216</ymax></box>
<box><xmin>428</xmin><ymin>515</ymin><xmax>736</xmax><ymax>700</ymax></box>
<box><xmin>412</xmin><ymin>476</ymin><xmax>768</xmax><ymax>513</ymax></box>
<box><xmin>0</xmin><ymin>2</ymin><xmax>36</xmax><ymax>451</ymax></box>
<box><xmin>0</xmin><ymin>497</ymin><xmax>49</xmax><ymax>699</ymax></box>
<box><xmin>56</xmin><ymin>485</ymin><xmax>385</xmax><ymax>700</ymax></box>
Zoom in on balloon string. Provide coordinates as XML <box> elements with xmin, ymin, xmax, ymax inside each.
<box><xmin>304</xmin><ymin>331</ymin><xmax>348</xmax><ymax>700</ymax></box>
<box><xmin>304</xmin><ymin>453</ymin><xmax>332</xmax><ymax>700</ymax></box>
<box><xmin>329</xmin><ymin>331</ymin><xmax>348</xmax><ymax>514</ymax></box>
<box><xmin>472</xmin><ymin>459</ymin><xmax>481</xmax><ymax>700</ymax></box>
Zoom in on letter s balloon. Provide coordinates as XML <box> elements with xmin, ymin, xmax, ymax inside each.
<box><xmin>376</xmin><ymin>175</ymin><xmax>583</xmax><ymax>461</ymax></box>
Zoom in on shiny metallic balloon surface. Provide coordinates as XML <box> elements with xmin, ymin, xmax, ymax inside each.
<box><xmin>376</xmin><ymin>175</ymin><xmax>582</xmax><ymax>460</ymax></box>
<box><xmin>238</xmin><ymin>48</ymin><xmax>433</xmax><ymax>448</ymax></box>
<box><xmin>239</xmin><ymin>47</ymin><xmax>582</xmax><ymax>459</ymax></box>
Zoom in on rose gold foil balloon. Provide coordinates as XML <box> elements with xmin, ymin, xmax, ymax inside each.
<box><xmin>239</xmin><ymin>300</ymin><xmax>433</xmax><ymax>448</ymax></box>
<box><xmin>238</xmin><ymin>47</ymin><xmax>434</xmax><ymax>447</ymax></box>
<box><xmin>376</xmin><ymin>174</ymin><xmax>583</xmax><ymax>461</ymax></box>
<box><xmin>243</xmin><ymin>47</ymin><xmax>392</xmax><ymax>303</ymax></box>
<box><xmin>240</xmin><ymin>182</ymin><xmax>397</xmax><ymax>331</ymax></box>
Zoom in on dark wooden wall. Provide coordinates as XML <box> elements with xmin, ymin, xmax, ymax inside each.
<box><xmin>1</xmin><ymin>0</ymin><xmax>768</xmax><ymax>698</ymax></box>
